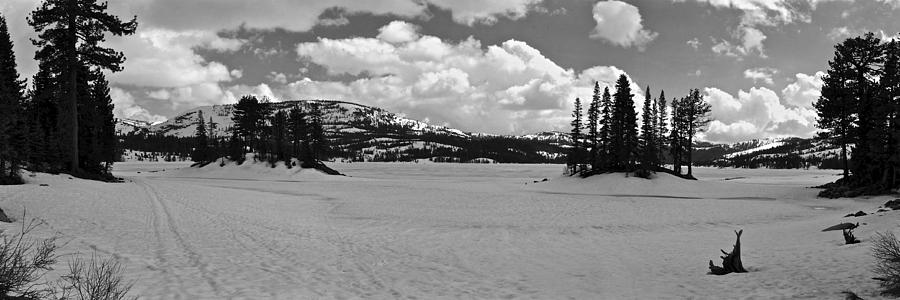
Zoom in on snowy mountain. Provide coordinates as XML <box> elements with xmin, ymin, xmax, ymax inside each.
<box><xmin>118</xmin><ymin>100</ymin><xmax>571</xmax><ymax>163</ymax></box>
<box><xmin>693</xmin><ymin>137</ymin><xmax>842</xmax><ymax>169</ymax></box>
<box><xmin>118</xmin><ymin>100</ymin><xmax>840</xmax><ymax>167</ymax></box>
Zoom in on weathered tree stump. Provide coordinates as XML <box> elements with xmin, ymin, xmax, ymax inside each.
<box><xmin>843</xmin><ymin>228</ymin><xmax>860</xmax><ymax>244</ymax></box>
<box><xmin>708</xmin><ymin>229</ymin><xmax>747</xmax><ymax>275</ymax></box>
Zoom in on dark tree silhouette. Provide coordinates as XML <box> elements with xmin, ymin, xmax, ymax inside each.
<box><xmin>192</xmin><ymin>110</ymin><xmax>209</xmax><ymax>163</ymax></box>
<box><xmin>0</xmin><ymin>13</ymin><xmax>25</xmax><ymax>184</ymax></box>
<box><xmin>568</xmin><ymin>97</ymin><xmax>583</xmax><ymax>174</ymax></box>
<box><xmin>28</xmin><ymin>0</ymin><xmax>137</xmax><ymax>175</ymax></box>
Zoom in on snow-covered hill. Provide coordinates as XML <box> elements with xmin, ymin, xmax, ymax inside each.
<box><xmin>118</xmin><ymin>100</ymin><xmax>571</xmax><ymax>163</ymax></box>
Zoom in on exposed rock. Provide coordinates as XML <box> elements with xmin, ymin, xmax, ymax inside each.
<box><xmin>0</xmin><ymin>208</ymin><xmax>12</xmax><ymax>223</ymax></box>
<box><xmin>884</xmin><ymin>199</ymin><xmax>900</xmax><ymax>210</ymax></box>
<box><xmin>844</xmin><ymin>211</ymin><xmax>867</xmax><ymax>217</ymax></box>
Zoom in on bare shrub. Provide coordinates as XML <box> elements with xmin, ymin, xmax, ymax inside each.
<box><xmin>0</xmin><ymin>217</ymin><xmax>59</xmax><ymax>299</ymax></box>
<box><xmin>872</xmin><ymin>231</ymin><xmax>900</xmax><ymax>296</ymax></box>
<box><xmin>55</xmin><ymin>253</ymin><xmax>135</xmax><ymax>300</ymax></box>
<box><xmin>0</xmin><ymin>211</ymin><xmax>135</xmax><ymax>300</ymax></box>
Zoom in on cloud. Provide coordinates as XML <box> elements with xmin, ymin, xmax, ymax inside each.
<box><xmin>426</xmin><ymin>0</ymin><xmax>542</xmax><ymax>25</ymax></box>
<box><xmin>743</xmin><ymin>67</ymin><xmax>778</xmax><ymax>85</ymax></box>
<box><xmin>110</xmin><ymin>88</ymin><xmax>167</xmax><ymax>123</ymax></box>
<box><xmin>290</xmin><ymin>22</ymin><xmax>641</xmax><ymax>134</ymax></box>
<box><xmin>589</xmin><ymin>1</ymin><xmax>658</xmax><ymax>50</ymax></box>
<box><xmin>701</xmin><ymin>85</ymin><xmax>819</xmax><ymax>143</ymax></box>
<box><xmin>377</xmin><ymin>21</ymin><xmax>421</xmax><ymax>44</ymax></box>
<box><xmin>781</xmin><ymin>71</ymin><xmax>825</xmax><ymax>108</ymax></box>
<box><xmin>107</xmin><ymin>29</ymin><xmax>241</xmax><ymax>88</ymax></box>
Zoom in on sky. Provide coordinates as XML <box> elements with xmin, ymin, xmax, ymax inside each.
<box><xmin>2</xmin><ymin>0</ymin><xmax>900</xmax><ymax>143</ymax></box>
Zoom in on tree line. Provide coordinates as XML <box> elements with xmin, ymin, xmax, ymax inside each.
<box><xmin>0</xmin><ymin>1</ymin><xmax>136</xmax><ymax>184</ymax></box>
<box><xmin>566</xmin><ymin>74</ymin><xmax>712</xmax><ymax>179</ymax></box>
<box><xmin>816</xmin><ymin>32</ymin><xmax>900</xmax><ymax>196</ymax></box>
<box><xmin>190</xmin><ymin>95</ymin><xmax>328</xmax><ymax>169</ymax></box>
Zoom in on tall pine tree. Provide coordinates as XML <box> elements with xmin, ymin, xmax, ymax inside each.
<box><xmin>29</xmin><ymin>0</ymin><xmax>137</xmax><ymax>174</ymax></box>
<box><xmin>611</xmin><ymin>74</ymin><xmax>638</xmax><ymax>171</ymax></box>
<box><xmin>0</xmin><ymin>13</ymin><xmax>25</xmax><ymax>184</ymax></box>
<box><xmin>568</xmin><ymin>97</ymin><xmax>583</xmax><ymax>174</ymax></box>
<box><xmin>192</xmin><ymin>110</ymin><xmax>209</xmax><ymax>163</ymax></box>
<box><xmin>639</xmin><ymin>86</ymin><xmax>657</xmax><ymax>173</ymax></box>
<box><xmin>587</xmin><ymin>82</ymin><xmax>601</xmax><ymax>169</ymax></box>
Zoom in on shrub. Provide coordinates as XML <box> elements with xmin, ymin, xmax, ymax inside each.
<box><xmin>55</xmin><ymin>254</ymin><xmax>135</xmax><ymax>300</ymax></box>
<box><xmin>0</xmin><ymin>218</ymin><xmax>59</xmax><ymax>299</ymax></box>
<box><xmin>0</xmin><ymin>214</ymin><xmax>134</xmax><ymax>300</ymax></box>
<box><xmin>872</xmin><ymin>231</ymin><xmax>900</xmax><ymax>296</ymax></box>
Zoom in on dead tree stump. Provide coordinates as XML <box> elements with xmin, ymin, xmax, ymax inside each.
<box><xmin>708</xmin><ymin>229</ymin><xmax>748</xmax><ymax>275</ymax></box>
<box><xmin>843</xmin><ymin>228</ymin><xmax>860</xmax><ymax>244</ymax></box>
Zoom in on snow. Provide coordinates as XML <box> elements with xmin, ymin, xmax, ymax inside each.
<box><xmin>724</xmin><ymin>141</ymin><xmax>785</xmax><ymax>158</ymax></box>
<box><xmin>1</xmin><ymin>164</ymin><xmax>897</xmax><ymax>299</ymax></box>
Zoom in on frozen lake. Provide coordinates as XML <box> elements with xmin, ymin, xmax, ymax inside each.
<box><xmin>0</xmin><ymin>162</ymin><xmax>893</xmax><ymax>299</ymax></box>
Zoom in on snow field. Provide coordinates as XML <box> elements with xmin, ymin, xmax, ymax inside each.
<box><xmin>0</xmin><ymin>163</ymin><xmax>896</xmax><ymax>299</ymax></box>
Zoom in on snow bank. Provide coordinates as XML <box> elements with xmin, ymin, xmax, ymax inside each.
<box><xmin>530</xmin><ymin>172</ymin><xmax>801</xmax><ymax>200</ymax></box>
<box><xmin>166</xmin><ymin>155</ymin><xmax>344</xmax><ymax>181</ymax></box>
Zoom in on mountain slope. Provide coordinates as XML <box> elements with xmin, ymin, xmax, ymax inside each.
<box><xmin>119</xmin><ymin>100</ymin><xmax>571</xmax><ymax>163</ymax></box>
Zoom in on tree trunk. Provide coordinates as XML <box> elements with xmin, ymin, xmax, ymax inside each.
<box><xmin>708</xmin><ymin>230</ymin><xmax>747</xmax><ymax>275</ymax></box>
<box><xmin>841</xmin><ymin>142</ymin><xmax>849</xmax><ymax>179</ymax></box>
<box><xmin>687</xmin><ymin>135</ymin><xmax>693</xmax><ymax>177</ymax></box>
<box><xmin>66</xmin><ymin>2</ymin><xmax>79</xmax><ymax>174</ymax></box>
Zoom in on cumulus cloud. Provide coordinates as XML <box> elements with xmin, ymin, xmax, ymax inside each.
<box><xmin>589</xmin><ymin>1</ymin><xmax>658</xmax><ymax>50</ymax></box>
<box><xmin>781</xmin><ymin>71</ymin><xmax>825</xmax><ymax>108</ymax></box>
<box><xmin>377</xmin><ymin>21</ymin><xmax>421</xmax><ymax>44</ymax></box>
<box><xmin>110</xmin><ymin>88</ymin><xmax>167</xmax><ymax>123</ymax></box>
<box><xmin>107</xmin><ymin>29</ymin><xmax>241</xmax><ymax>88</ymax></box>
<box><xmin>290</xmin><ymin>22</ymin><xmax>641</xmax><ymax>134</ymax></box>
<box><xmin>701</xmin><ymin>80</ymin><xmax>821</xmax><ymax>143</ymax></box>
<box><xmin>743</xmin><ymin>67</ymin><xmax>778</xmax><ymax>85</ymax></box>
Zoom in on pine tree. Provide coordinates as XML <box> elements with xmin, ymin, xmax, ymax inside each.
<box><xmin>29</xmin><ymin>0</ymin><xmax>137</xmax><ymax>174</ymax></box>
<box><xmin>0</xmin><ymin>12</ymin><xmax>25</xmax><ymax>184</ymax></box>
<box><xmin>882</xmin><ymin>39</ymin><xmax>900</xmax><ymax>187</ymax></box>
<box><xmin>307</xmin><ymin>103</ymin><xmax>326</xmax><ymax>165</ymax></box>
<box><xmin>611</xmin><ymin>74</ymin><xmax>638</xmax><ymax>171</ymax></box>
<box><xmin>568</xmin><ymin>97</ymin><xmax>583</xmax><ymax>174</ymax></box>
<box><xmin>191</xmin><ymin>110</ymin><xmax>209</xmax><ymax>163</ymax></box>
<box><xmin>656</xmin><ymin>90</ymin><xmax>668</xmax><ymax>169</ymax></box>
<box><xmin>587</xmin><ymin>82</ymin><xmax>601</xmax><ymax>169</ymax></box>
<box><xmin>271</xmin><ymin>110</ymin><xmax>288</xmax><ymax>163</ymax></box>
<box><xmin>287</xmin><ymin>106</ymin><xmax>309</xmax><ymax>163</ymax></box>
<box><xmin>682</xmin><ymin>89</ymin><xmax>712</xmax><ymax>178</ymax></box>
<box><xmin>598</xmin><ymin>86</ymin><xmax>613</xmax><ymax>170</ymax></box>
<box><xmin>232</xmin><ymin>95</ymin><xmax>261</xmax><ymax>154</ymax></box>
<box><xmin>90</xmin><ymin>71</ymin><xmax>116</xmax><ymax>170</ymax></box>
<box><xmin>639</xmin><ymin>85</ymin><xmax>657</xmax><ymax>174</ymax></box>
<box><xmin>669</xmin><ymin>97</ymin><xmax>685</xmax><ymax>175</ymax></box>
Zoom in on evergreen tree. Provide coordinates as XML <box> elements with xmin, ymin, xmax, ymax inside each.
<box><xmin>271</xmin><ymin>110</ymin><xmax>288</xmax><ymax>163</ymax></box>
<box><xmin>669</xmin><ymin>97</ymin><xmax>685</xmax><ymax>174</ymax></box>
<box><xmin>306</xmin><ymin>103</ymin><xmax>326</xmax><ymax>165</ymax></box>
<box><xmin>882</xmin><ymin>39</ymin><xmax>900</xmax><ymax>187</ymax></box>
<box><xmin>29</xmin><ymin>0</ymin><xmax>137</xmax><ymax>174</ymax></box>
<box><xmin>639</xmin><ymin>85</ymin><xmax>657</xmax><ymax>173</ymax></box>
<box><xmin>598</xmin><ymin>86</ymin><xmax>613</xmax><ymax>170</ymax></box>
<box><xmin>231</xmin><ymin>95</ymin><xmax>262</xmax><ymax>154</ymax></box>
<box><xmin>89</xmin><ymin>71</ymin><xmax>116</xmax><ymax>170</ymax></box>
<box><xmin>611</xmin><ymin>74</ymin><xmax>638</xmax><ymax>171</ymax></box>
<box><xmin>567</xmin><ymin>97</ymin><xmax>583</xmax><ymax>174</ymax></box>
<box><xmin>191</xmin><ymin>110</ymin><xmax>209</xmax><ymax>163</ymax></box>
<box><xmin>682</xmin><ymin>89</ymin><xmax>712</xmax><ymax>177</ymax></box>
<box><xmin>656</xmin><ymin>90</ymin><xmax>668</xmax><ymax>168</ymax></box>
<box><xmin>0</xmin><ymin>13</ymin><xmax>25</xmax><ymax>184</ymax></box>
<box><xmin>287</xmin><ymin>106</ymin><xmax>309</xmax><ymax>163</ymax></box>
<box><xmin>587</xmin><ymin>82</ymin><xmax>601</xmax><ymax>169</ymax></box>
